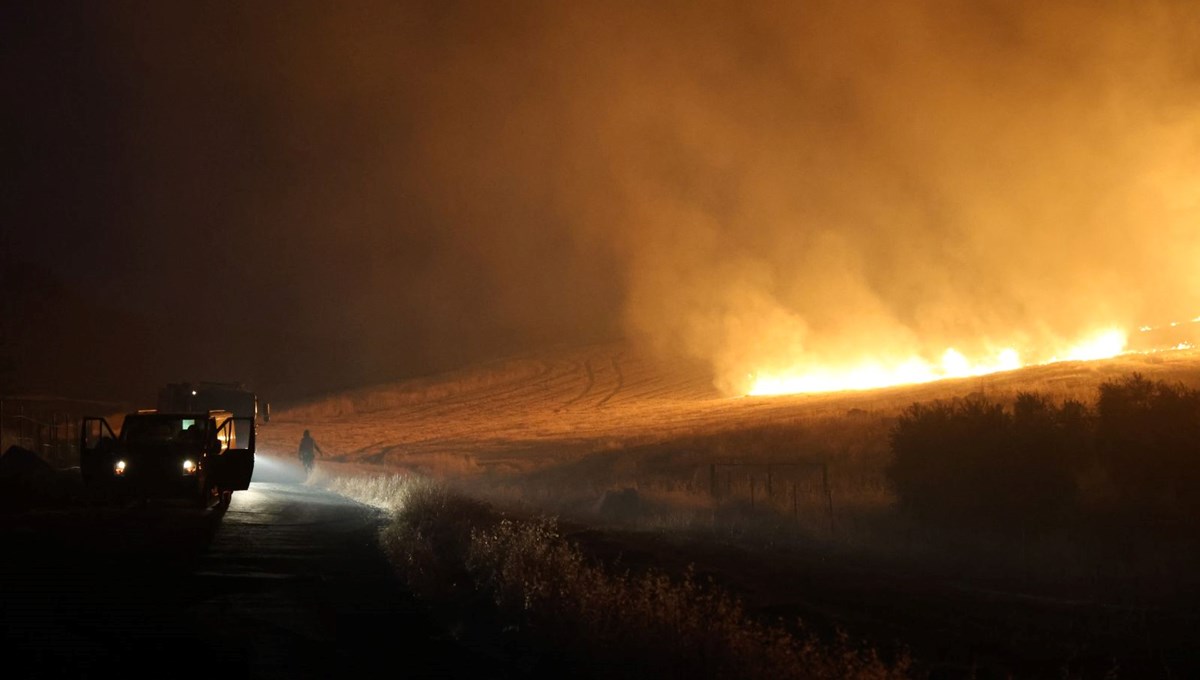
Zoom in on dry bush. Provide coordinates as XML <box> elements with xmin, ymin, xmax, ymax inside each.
<box><xmin>888</xmin><ymin>374</ymin><xmax>1200</xmax><ymax>534</ymax></box>
<box><xmin>375</xmin><ymin>478</ymin><xmax>495</xmax><ymax>599</ymax></box>
<box><xmin>887</xmin><ymin>393</ymin><xmax>1081</xmax><ymax>531</ymax></box>
<box><xmin>324</xmin><ymin>477</ymin><xmax>902</xmax><ymax>676</ymax></box>
<box><xmin>331</xmin><ymin>473</ymin><xmax>909</xmax><ymax>679</ymax></box>
<box><xmin>327</xmin><ymin>473</ymin><xmax>420</xmax><ymax>511</ymax></box>
<box><xmin>468</xmin><ymin>517</ymin><xmax>909</xmax><ymax>679</ymax></box>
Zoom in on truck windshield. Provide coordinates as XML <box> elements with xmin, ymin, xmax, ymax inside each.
<box><xmin>122</xmin><ymin>417</ymin><xmax>205</xmax><ymax>445</ymax></box>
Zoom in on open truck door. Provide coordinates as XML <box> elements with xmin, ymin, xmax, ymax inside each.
<box><xmin>79</xmin><ymin>417</ymin><xmax>117</xmax><ymax>488</ymax></box>
<box><xmin>214</xmin><ymin>416</ymin><xmax>255</xmax><ymax>491</ymax></box>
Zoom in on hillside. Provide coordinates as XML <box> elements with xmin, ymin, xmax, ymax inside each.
<box><xmin>262</xmin><ymin>342</ymin><xmax>1200</xmax><ymax>678</ymax></box>
<box><xmin>262</xmin><ymin>342</ymin><xmax>1200</xmax><ymax>482</ymax></box>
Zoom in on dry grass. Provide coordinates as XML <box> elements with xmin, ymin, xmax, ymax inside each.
<box><xmin>264</xmin><ymin>346</ymin><xmax>1200</xmax><ymax>554</ymax></box>
<box><xmin>279</xmin><ymin>348</ymin><xmax>1200</xmax><ymax>674</ymax></box>
<box><xmin>279</xmin><ymin>358</ymin><xmax>549</xmax><ymax>420</ymax></box>
<box><xmin>310</xmin><ymin>362</ymin><xmax>1200</xmax><ymax>601</ymax></box>
<box><xmin>326</xmin><ymin>473</ymin><xmax>424</xmax><ymax>512</ymax></box>
<box><xmin>329</xmin><ymin>473</ymin><xmax>910</xmax><ymax>679</ymax></box>
<box><xmin>440</xmin><ymin>412</ymin><xmax>901</xmax><ymax>554</ymax></box>
<box><xmin>469</xmin><ymin>516</ymin><xmax>909</xmax><ymax>680</ymax></box>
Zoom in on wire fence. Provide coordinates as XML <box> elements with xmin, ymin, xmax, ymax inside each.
<box><xmin>0</xmin><ymin>398</ymin><xmax>96</xmax><ymax>469</ymax></box>
<box><xmin>708</xmin><ymin>461</ymin><xmax>838</xmax><ymax>535</ymax></box>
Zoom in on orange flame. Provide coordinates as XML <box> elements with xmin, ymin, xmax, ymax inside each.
<box><xmin>747</xmin><ymin>328</ymin><xmax>1128</xmax><ymax>396</ymax></box>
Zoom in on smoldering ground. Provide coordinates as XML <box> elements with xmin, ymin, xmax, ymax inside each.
<box><xmin>4</xmin><ymin>0</ymin><xmax>1199</xmax><ymax>398</ymax></box>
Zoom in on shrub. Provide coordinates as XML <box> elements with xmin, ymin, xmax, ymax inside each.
<box><xmin>467</xmin><ymin>516</ymin><xmax>908</xmax><ymax>679</ymax></box>
<box><xmin>373</xmin><ymin>478</ymin><xmax>496</xmax><ymax>598</ymax></box>
<box><xmin>888</xmin><ymin>374</ymin><xmax>1200</xmax><ymax>531</ymax></box>
<box><xmin>887</xmin><ymin>393</ymin><xmax>1078</xmax><ymax>531</ymax></box>
<box><xmin>333</xmin><ymin>474</ymin><xmax>909</xmax><ymax>679</ymax></box>
<box><xmin>1095</xmin><ymin>374</ymin><xmax>1200</xmax><ymax>513</ymax></box>
<box><xmin>888</xmin><ymin>394</ymin><xmax>1065</xmax><ymax>530</ymax></box>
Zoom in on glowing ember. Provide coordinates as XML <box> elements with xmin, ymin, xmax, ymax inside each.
<box><xmin>747</xmin><ymin>328</ymin><xmax>1128</xmax><ymax>396</ymax></box>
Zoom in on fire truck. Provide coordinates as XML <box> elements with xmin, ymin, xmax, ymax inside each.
<box><xmin>79</xmin><ymin>409</ymin><xmax>255</xmax><ymax>507</ymax></box>
<box><xmin>156</xmin><ymin>381</ymin><xmax>269</xmax><ymax>424</ymax></box>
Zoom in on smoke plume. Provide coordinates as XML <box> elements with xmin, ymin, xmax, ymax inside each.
<box><xmin>8</xmin><ymin>0</ymin><xmax>1200</xmax><ymax>397</ymax></box>
<box><xmin>404</xmin><ymin>0</ymin><xmax>1200</xmax><ymax>392</ymax></box>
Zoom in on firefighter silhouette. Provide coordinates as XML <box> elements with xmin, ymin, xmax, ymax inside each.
<box><xmin>298</xmin><ymin>429</ymin><xmax>323</xmax><ymax>473</ymax></box>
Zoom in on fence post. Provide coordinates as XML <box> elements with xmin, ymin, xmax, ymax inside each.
<box><xmin>792</xmin><ymin>482</ymin><xmax>798</xmax><ymax>518</ymax></box>
<box><xmin>767</xmin><ymin>465</ymin><xmax>773</xmax><ymax>498</ymax></box>
<box><xmin>710</xmin><ymin>463</ymin><xmax>717</xmax><ymax>499</ymax></box>
<box><xmin>750</xmin><ymin>475</ymin><xmax>755</xmax><ymax>509</ymax></box>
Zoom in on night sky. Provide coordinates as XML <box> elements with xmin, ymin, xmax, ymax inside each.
<box><xmin>4</xmin><ymin>1</ymin><xmax>1199</xmax><ymax>402</ymax></box>
<box><xmin>3</xmin><ymin>2</ymin><xmax>626</xmax><ymax>401</ymax></box>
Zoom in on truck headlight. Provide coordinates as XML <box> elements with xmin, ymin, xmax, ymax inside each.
<box><xmin>182</xmin><ymin>459</ymin><xmax>197</xmax><ymax>475</ymax></box>
<box><xmin>114</xmin><ymin>460</ymin><xmax>127</xmax><ymax>476</ymax></box>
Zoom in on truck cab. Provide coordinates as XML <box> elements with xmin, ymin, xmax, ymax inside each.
<box><xmin>80</xmin><ymin>410</ymin><xmax>255</xmax><ymax>507</ymax></box>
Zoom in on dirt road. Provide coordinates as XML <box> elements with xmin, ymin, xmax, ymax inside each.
<box><xmin>0</xmin><ymin>456</ymin><xmax>487</xmax><ymax>679</ymax></box>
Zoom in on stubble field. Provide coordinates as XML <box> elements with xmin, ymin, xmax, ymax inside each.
<box><xmin>261</xmin><ymin>342</ymin><xmax>1200</xmax><ymax>677</ymax></box>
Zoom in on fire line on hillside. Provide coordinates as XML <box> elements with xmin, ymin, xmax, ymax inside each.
<box><xmin>747</xmin><ymin>317</ymin><xmax>1200</xmax><ymax>397</ymax></box>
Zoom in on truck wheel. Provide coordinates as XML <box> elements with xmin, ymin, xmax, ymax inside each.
<box><xmin>219</xmin><ymin>490</ymin><xmax>232</xmax><ymax>508</ymax></box>
<box><xmin>197</xmin><ymin>480</ymin><xmax>213</xmax><ymax>508</ymax></box>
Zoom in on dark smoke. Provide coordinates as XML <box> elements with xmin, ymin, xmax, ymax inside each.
<box><xmin>4</xmin><ymin>1</ymin><xmax>1199</xmax><ymax>399</ymax></box>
